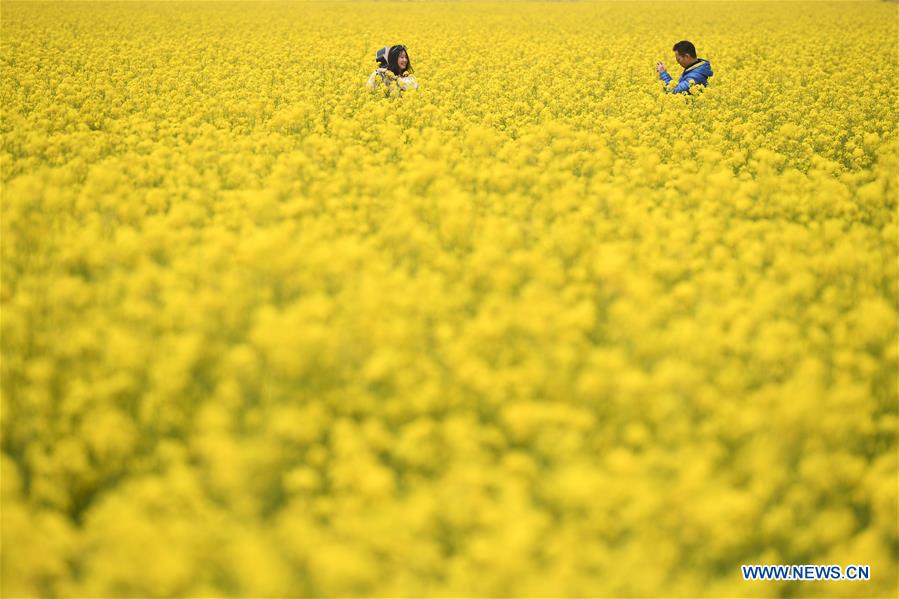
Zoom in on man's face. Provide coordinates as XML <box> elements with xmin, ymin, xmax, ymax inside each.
<box><xmin>674</xmin><ymin>52</ymin><xmax>694</xmax><ymax>68</ymax></box>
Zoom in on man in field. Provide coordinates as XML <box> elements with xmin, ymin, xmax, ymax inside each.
<box><xmin>656</xmin><ymin>40</ymin><xmax>713</xmax><ymax>94</ymax></box>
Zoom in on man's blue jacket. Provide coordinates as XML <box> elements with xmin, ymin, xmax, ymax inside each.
<box><xmin>660</xmin><ymin>58</ymin><xmax>713</xmax><ymax>94</ymax></box>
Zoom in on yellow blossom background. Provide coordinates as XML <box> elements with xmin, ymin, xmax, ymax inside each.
<box><xmin>1</xmin><ymin>1</ymin><xmax>897</xmax><ymax>597</ymax></box>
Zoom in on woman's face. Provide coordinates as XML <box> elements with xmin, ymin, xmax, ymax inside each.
<box><xmin>397</xmin><ymin>50</ymin><xmax>408</xmax><ymax>71</ymax></box>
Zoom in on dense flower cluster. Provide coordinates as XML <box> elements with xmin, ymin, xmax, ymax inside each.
<box><xmin>2</xmin><ymin>1</ymin><xmax>897</xmax><ymax>597</ymax></box>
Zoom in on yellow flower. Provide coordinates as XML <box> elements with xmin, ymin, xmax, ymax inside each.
<box><xmin>1</xmin><ymin>0</ymin><xmax>896</xmax><ymax>597</ymax></box>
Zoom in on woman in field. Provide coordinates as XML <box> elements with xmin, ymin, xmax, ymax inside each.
<box><xmin>367</xmin><ymin>45</ymin><xmax>418</xmax><ymax>97</ymax></box>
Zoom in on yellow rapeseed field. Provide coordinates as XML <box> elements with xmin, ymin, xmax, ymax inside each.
<box><xmin>1</xmin><ymin>1</ymin><xmax>897</xmax><ymax>597</ymax></box>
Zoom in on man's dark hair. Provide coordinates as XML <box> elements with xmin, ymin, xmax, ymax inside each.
<box><xmin>672</xmin><ymin>40</ymin><xmax>697</xmax><ymax>57</ymax></box>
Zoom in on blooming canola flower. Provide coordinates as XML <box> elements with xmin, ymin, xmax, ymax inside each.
<box><xmin>1</xmin><ymin>1</ymin><xmax>897</xmax><ymax>598</ymax></box>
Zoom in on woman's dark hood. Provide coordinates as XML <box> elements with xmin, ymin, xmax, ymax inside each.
<box><xmin>375</xmin><ymin>44</ymin><xmax>413</xmax><ymax>75</ymax></box>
